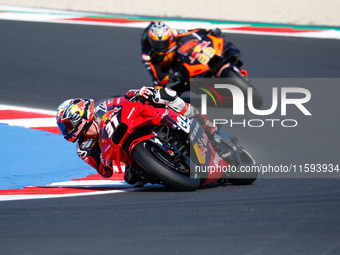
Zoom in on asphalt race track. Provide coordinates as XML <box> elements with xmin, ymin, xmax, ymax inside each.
<box><xmin>1</xmin><ymin>20</ymin><xmax>340</xmax><ymax>254</ymax></box>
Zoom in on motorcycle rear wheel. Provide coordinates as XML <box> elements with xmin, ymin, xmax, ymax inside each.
<box><xmin>132</xmin><ymin>142</ymin><xmax>200</xmax><ymax>191</ymax></box>
<box><xmin>220</xmin><ymin>69</ymin><xmax>263</xmax><ymax>109</ymax></box>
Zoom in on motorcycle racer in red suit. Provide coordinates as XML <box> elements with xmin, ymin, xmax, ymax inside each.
<box><xmin>141</xmin><ymin>21</ymin><xmax>222</xmax><ymax>96</ymax></box>
<box><xmin>56</xmin><ymin>87</ymin><xmax>223</xmax><ymax>187</ymax></box>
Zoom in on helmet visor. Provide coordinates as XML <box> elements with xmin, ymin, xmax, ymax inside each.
<box><xmin>149</xmin><ymin>37</ymin><xmax>170</xmax><ymax>52</ymax></box>
<box><xmin>57</xmin><ymin>119</ymin><xmax>76</xmax><ymax>140</ymax></box>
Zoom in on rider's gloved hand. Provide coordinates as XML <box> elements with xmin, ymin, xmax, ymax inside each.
<box><xmin>153</xmin><ymin>87</ymin><xmax>192</xmax><ymax>116</ymax></box>
<box><xmin>135</xmin><ymin>86</ymin><xmax>155</xmax><ymax>99</ymax></box>
<box><xmin>153</xmin><ymin>87</ymin><xmax>177</xmax><ymax>105</ymax></box>
<box><xmin>209</xmin><ymin>28</ymin><xmax>222</xmax><ymax>37</ymax></box>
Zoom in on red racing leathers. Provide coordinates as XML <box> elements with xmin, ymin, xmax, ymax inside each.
<box><xmin>76</xmin><ymin>91</ymin><xmax>137</xmax><ymax>179</ymax></box>
<box><xmin>76</xmin><ymin>87</ymin><xmax>216</xmax><ymax>184</ymax></box>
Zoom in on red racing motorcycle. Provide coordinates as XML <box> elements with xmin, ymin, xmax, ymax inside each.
<box><xmin>97</xmin><ymin>95</ymin><xmax>258</xmax><ymax>191</ymax></box>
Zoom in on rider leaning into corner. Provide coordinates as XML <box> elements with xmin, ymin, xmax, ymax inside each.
<box><xmin>56</xmin><ymin>87</ymin><xmax>233</xmax><ymax>187</ymax></box>
<box><xmin>141</xmin><ymin>21</ymin><xmax>222</xmax><ymax>96</ymax></box>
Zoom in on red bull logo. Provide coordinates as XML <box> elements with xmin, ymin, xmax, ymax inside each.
<box><xmin>76</xmin><ymin>101</ymin><xmax>86</xmax><ymax>112</ymax></box>
<box><xmin>189</xmin><ymin>41</ymin><xmax>213</xmax><ymax>64</ymax></box>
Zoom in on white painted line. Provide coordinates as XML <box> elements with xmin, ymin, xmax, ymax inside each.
<box><xmin>0</xmin><ymin>189</ymin><xmax>128</xmax><ymax>201</ymax></box>
<box><xmin>47</xmin><ymin>180</ymin><xmax>129</xmax><ymax>187</ymax></box>
<box><xmin>0</xmin><ymin>104</ymin><xmax>56</xmax><ymax>115</ymax></box>
<box><xmin>0</xmin><ymin>117</ymin><xmax>57</xmax><ymax>128</ymax></box>
<box><xmin>0</xmin><ymin>4</ymin><xmax>95</xmax><ymax>15</ymax></box>
<box><xmin>0</xmin><ymin>12</ymin><xmax>79</xmax><ymax>22</ymax></box>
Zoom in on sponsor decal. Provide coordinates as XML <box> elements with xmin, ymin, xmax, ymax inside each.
<box><xmin>193</xmin><ymin>132</ymin><xmax>208</xmax><ymax>164</ymax></box>
<box><xmin>76</xmin><ymin>100</ymin><xmax>86</xmax><ymax>112</ymax></box>
<box><xmin>194</xmin><ymin>143</ymin><xmax>206</xmax><ymax>164</ymax></box>
<box><xmin>189</xmin><ymin>41</ymin><xmax>215</xmax><ymax>64</ymax></box>
<box><xmin>190</xmin><ymin>122</ymin><xmax>200</xmax><ymax>141</ymax></box>
<box><xmin>176</xmin><ymin>115</ymin><xmax>190</xmax><ymax>133</ymax></box>
<box><xmin>105</xmin><ymin>107</ymin><xmax>121</xmax><ymax>120</ymax></box>
<box><xmin>167</xmin><ymin>149</ymin><xmax>175</xmax><ymax>156</ymax></box>
<box><xmin>104</xmin><ymin>107</ymin><xmax>121</xmax><ymax>138</ymax></box>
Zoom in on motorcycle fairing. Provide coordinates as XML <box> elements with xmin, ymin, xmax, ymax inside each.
<box><xmin>98</xmin><ymin>96</ymin><xmax>184</xmax><ymax>172</ymax></box>
<box><xmin>177</xmin><ymin>34</ymin><xmax>224</xmax><ymax>77</ymax></box>
<box><xmin>177</xmin><ymin>39</ymin><xmax>199</xmax><ymax>56</ymax></box>
<box><xmin>189</xmin><ymin>118</ymin><xmax>228</xmax><ymax>186</ymax></box>
<box><xmin>177</xmin><ymin>33</ymin><xmax>242</xmax><ymax>78</ymax></box>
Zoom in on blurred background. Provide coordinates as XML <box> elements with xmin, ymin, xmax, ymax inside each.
<box><xmin>0</xmin><ymin>0</ymin><xmax>339</xmax><ymax>26</ymax></box>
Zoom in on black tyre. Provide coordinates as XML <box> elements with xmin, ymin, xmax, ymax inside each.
<box><xmin>132</xmin><ymin>142</ymin><xmax>200</xmax><ymax>191</ymax></box>
<box><xmin>219</xmin><ymin>69</ymin><xmax>263</xmax><ymax>109</ymax></box>
<box><xmin>227</xmin><ymin>173</ymin><xmax>257</xmax><ymax>185</ymax></box>
<box><xmin>227</xmin><ymin>150</ymin><xmax>258</xmax><ymax>185</ymax></box>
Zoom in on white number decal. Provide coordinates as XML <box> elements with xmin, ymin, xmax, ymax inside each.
<box><xmin>176</xmin><ymin>116</ymin><xmax>190</xmax><ymax>133</ymax></box>
<box><xmin>105</xmin><ymin>115</ymin><xmax>119</xmax><ymax>138</ymax></box>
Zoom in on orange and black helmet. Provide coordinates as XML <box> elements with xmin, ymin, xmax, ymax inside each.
<box><xmin>148</xmin><ymin>22</ymin><xmax>174</xmax><ymax>53</ymax></box>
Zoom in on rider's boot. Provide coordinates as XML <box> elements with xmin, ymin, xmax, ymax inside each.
<box><xmin>124</xmin><ymin>163</ymin><xmax>147</xmax><ymax>187</ymax></box>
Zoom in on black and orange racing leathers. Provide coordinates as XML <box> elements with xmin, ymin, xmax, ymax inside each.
<box><xmin>141</xmin><ymin>22</ymin><xmax>218</xmax><ymax>95</ymax></box>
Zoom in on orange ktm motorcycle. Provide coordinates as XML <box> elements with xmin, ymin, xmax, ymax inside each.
<box><xmin>173</xmin><ymin>31</ymin><xmax>263</xmax><ymax>108</ymax></box>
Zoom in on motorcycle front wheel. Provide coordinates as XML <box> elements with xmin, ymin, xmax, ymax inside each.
<box><xmin>219</xmin><ymin>69</ymin><xmax>263</xmax><ymax>109</ymax></box>
<box><xmin>227</xmin><ymin>150</ymin><xmax>258</xmax><ymax>185</ymax></box>
<box><xmin>132</xmin><ymin>142</ymin><xmax>200</xmax><ymax>191</ymax></box>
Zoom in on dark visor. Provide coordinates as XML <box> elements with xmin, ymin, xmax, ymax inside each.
<box><xmin>57</xmin><ymin>120</ymin><xmax>76</xmax><ymax>138</ymax></box>
<box><xmin>149</xmin><ymin>37</ymin><xmax>170</xmax><ymax>52</ymax></box>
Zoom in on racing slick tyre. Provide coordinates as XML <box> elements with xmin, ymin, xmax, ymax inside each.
<box><xmin>220</xmin><ymin>69</ymin><xmax>263</xmax><ymax>109</ymax></box>
<box><xmin>132</xmin><ymin>142</ymin><xmax>200</xmax><ymax>191</ymax></box>
<box><xmin>227</xmin><ymin>150</ymin><xmax>258</xmax><ymax>185</ymax></box>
